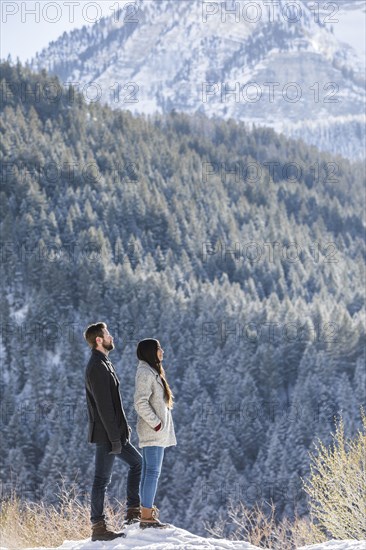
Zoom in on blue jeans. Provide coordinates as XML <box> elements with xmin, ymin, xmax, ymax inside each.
<box><xmin>140</xmin><ymin>446</ymin><xmax>165</xmax><ymax>509</ymax></box>
<box><xmin>90</xmin><ymin>441</ymin><xmax>142</xmax><ymax>524</ymax></box>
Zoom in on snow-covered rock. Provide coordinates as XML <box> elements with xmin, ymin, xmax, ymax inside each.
<box><xmin>23</xmin><ymin>524</ymin><xmax>260</xmax><ymax>549</ymax></box>
<box><xmin>17</xmin><ymin>524</ymin><xmax>366</xmax><ymax>550</ymax></box>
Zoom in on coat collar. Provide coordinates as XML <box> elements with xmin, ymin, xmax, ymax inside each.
<box><xmin>92</xmin><ymin>349</ymin><xmax>113</xmax><ymax>364</ymax></box>
<box><xmin>137</xmin><ymin>360</ymin><xmax>164</xmax><ymax>388</ymax></box>
<box><xmin>92</xmin><ymin>349</ymin><xmax>108</xmax><ymax>359</ymax></box>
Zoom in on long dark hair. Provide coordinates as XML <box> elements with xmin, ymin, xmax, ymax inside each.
<box><xmin>137</xmin><ymin>339</ymin><xmax>174</xmax><ymax>409</ymax></box>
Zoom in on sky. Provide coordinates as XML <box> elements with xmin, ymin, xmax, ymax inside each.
<box><xmin>0</xmin><ymin>1</ymin><xmax>131</xmax><ymax>63</ymax></box>
<box><xmin>1</xmin><ymin>1</ymin><xmax>365</xmax><ymax>64</ymax></box>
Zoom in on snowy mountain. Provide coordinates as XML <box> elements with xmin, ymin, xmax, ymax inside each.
<box><xmin>30</xmin><ymin>0</ymin><xmax>365</xmax><ymax>160</ymax></box>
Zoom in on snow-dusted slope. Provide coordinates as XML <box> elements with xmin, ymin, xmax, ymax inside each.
<box><xmin>31</xmin><ymin>0</ymin><xmax>365</xmax><ymax>159</ymax></box>
<box><xmin>12</xmin><ymin>523</ymin><xmax>366</xmax><ymax>550</ymax></box>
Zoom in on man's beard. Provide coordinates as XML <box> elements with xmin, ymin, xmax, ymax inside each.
<box><xmin>103</xmin><ymin>340</ymin><xmax>114</xmax><ymax>351</ymax></box>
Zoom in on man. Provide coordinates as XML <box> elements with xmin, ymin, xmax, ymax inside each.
<box><xmin>84</xmin><ymin>322</ymin><xmax>142</xmax><ymax>541</ymax></box>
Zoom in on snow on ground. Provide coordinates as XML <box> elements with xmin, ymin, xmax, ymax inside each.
<box><xmin>16</xmin><ymin>523</ymin><xmax>366</xmax><ymax>550</ymax></box>
<box><xmin>299</xmin><ymin>541</ymin><xmax>366</xmax><ymax>550</ymax></box>
<box><xmin>22</xmin><ymin>524</ymin><xmax>259</xmax><ymax>549</ymax></box>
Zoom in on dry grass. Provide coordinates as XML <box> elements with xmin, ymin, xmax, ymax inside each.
<box><xmin>205</xmin><ymin>500</ymin><xmax>326</xmax><ymax>549</ymax></box>
<box><xmin>0</xmin><ymin>482</ymin><xmax>125</xmax><ymax>549</ymax></box>
<box><xmin>302</xmin><ymin>408</ymin><xmax>366</xmax><ymax>539</ymax></box>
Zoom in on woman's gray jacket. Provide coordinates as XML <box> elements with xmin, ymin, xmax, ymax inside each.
<box><xmin>134</xmin><ymin>360</ymin><xmax>176</xmax><ymax>448</ymax></box>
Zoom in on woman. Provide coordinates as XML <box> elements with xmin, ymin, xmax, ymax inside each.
<box><xmin>134</xmin><ymin>338</ymin><xmax>176</xmax><ymax>529</ymax></box>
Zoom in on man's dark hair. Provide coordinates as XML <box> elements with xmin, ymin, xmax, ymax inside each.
<box><xmin>83</xmin><ymin>322</ymin><xmax>107</xmax><ymax>349</ymax></box>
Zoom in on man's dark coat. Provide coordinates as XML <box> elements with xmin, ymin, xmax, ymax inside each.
<box><xmin>85</xmin><ymin>349</ymin><xmax>129</xmax><ymax>444</ymax></box>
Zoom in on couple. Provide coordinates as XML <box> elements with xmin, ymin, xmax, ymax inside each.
<box><xmin>84</xmin><ymin>322</ymin><xmax>176</xmax><ymax>541</ymax></box>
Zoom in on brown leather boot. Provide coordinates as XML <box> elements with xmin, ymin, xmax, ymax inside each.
<box><xmin>91</xmin><ymin>519</ymin><xmax>126</xmax><ymax>541</ymax></box>
<box><xmin>124</xmin><ymin>506</ymin><xmax>141</xmax><ymax>524</ymax></box>
<box><xmin>140</xmin><ymin>506</ymin><xmax>169</xmax><ymax>529</ymax></box>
